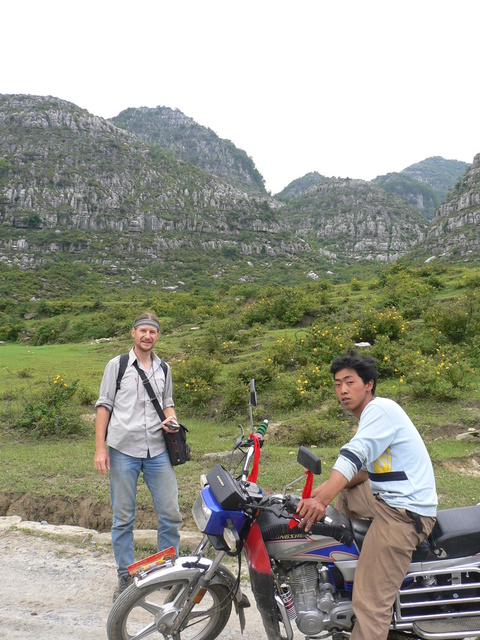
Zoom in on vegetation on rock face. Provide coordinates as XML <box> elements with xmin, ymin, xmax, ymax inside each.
<box><xmin>402</xmin><ymin>156</ymin><xmax>470</xmax><ymax>200</ymax></box>
<box><xmin>276</xmin><ymin>171</ymin><xmax>327</xmax><ymax>199</ymax></box>
<box><xmin>112</xmin><ymin>105</ymin><xmax>267</xmax><ymax>196</ymax></box>
<box><xmin>372</xmin><ymin>157</ymin><xmax>469</xmax><ymax>220</ymax></box>
<box><xmin>1</xmin><ymin>94</ymin><xmax>478</xmax><ymax>287</ymax></box>
<box><xmin>373</xmin><ymin>173</ymin><xmax>441</xmax><ymax>219</ymax></box>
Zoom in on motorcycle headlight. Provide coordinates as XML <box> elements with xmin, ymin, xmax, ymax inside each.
<box><xmin>192</xmin><ymin>492</ymin><xmax>212</xmax><ymax>532</ymax></box>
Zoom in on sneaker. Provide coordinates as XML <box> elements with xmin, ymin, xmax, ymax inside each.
<box><xmin>113</xmin><ymin>574</ymin><xmax>134</xmax><ymax>602</ymax></box>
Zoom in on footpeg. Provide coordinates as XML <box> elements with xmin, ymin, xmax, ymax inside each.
<box><xmin>413</xmin><ymin>615</ymin><xmax>480</xmax><ymax>638</ymax></box>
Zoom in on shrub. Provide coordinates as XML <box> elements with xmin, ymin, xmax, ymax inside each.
<box><xmin>273</xmin><ymin>405</ymin><xmax>352</xmax><ymax>447</ymax></box>
<box><xmin>402</xmin><ymin>350</ymin><xmax>472</xmax><ymax>401</ymax></box>
<box><xmin>172</xmin><ymin>355</ymin><xmax>220</xmax><ymax>412</ymax></box>
<box><xmin>0</xmin><ymin>314</ymin><xmax>23</xmax><ymax>341</ymax></box>
<box><xmin>219</xmin><ymin>376</ymin><xmax>252</xmax><ymax>418</ymax></box>
<box><xmin>350</xmin><ymin>278</ymin><xmax>362</xmax><ymax>291</ymax></box>
<box><xmin>423</xmin><ymin>295</ymin><xmax>480</xmax><ymax>345</ymax></box>
<box><xmin>300</xmin><ymin>323</ymin><xmax>350</xmax><ymax>365</ymax></box>
<box><xmin>295</xmin><ymin>416</ymin><xmax>352</xmax><ymax>447</ymax></box>
<box><xmin>269</xmin><ymin>335</ymin><xmax>305</xmax><ymax>368</ymax></box>
<box><xmin>242</xmin><ymin>286</ymin><xmax>310</xmax><ymax>327</ymax></box>
<box><xmin>353</xmin><ymin>307</ymin><xmax>404</xmax><ymax>344</ymax></box>
<box><xmin>6</xmin><ymin>375</ymin><xmax>88</xmax><ymax>438</ymax></box>
<box><xmin>369</xmin><ymin>335</ymin><xmax>406</xmax><ymax>378</ymax></box>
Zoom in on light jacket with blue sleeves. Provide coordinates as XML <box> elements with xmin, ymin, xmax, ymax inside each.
<box><xmin>333</xmin><ymin>397</ymin><xmax>437</xmax><ymax>517</ymax></box>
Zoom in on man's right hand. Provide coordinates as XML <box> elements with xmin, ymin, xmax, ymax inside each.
<box><xmin>94</xmin><ymin>446</ymin><xmax>110</xmax><ymax>476</ymax></box>
<box><xmin>94</xmin><ymin>406</ymin><xmax>111</xmax><ymax>475</ymax></box>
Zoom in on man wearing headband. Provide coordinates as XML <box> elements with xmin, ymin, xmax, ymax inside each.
<box><xmin>94</xmin><ymin>312</ymin><xmax>182</xmax><ymax>601</ymax></box>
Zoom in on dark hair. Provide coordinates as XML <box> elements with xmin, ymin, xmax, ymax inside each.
<box><xmin>330</xmin><ymin>351</ymin><xmax>378</xmax><ymax>394</ymax></box>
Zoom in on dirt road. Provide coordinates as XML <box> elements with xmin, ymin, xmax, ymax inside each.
<box><xmin>0</xmin><ymin>519</ymin><xmax>269</xmax><ymax>640</ymax></box>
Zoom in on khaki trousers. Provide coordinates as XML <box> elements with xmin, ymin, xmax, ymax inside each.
<box><xmin>335</xmin><ymin>482</ymin><xmax>435</xmax><ymax>640</ymax></box>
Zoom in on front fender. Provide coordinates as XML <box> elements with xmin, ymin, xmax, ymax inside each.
<box><xmin>134</xmin><ymin>554</ymin><xmax>212</xmax><ymax>589</ymax></box>
<box><xmin>134</xmin><ymin>554</ymin><xmax>247</xmax><ymax>620</ymax></box>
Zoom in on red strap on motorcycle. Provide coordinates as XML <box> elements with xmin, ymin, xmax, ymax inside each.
<box><xmin>247</xmin><ymin>434</ymin><xmax>262</xmax><ymax>483</ymax></box>
<box><xmin>288</xmin><ymin>470</ymin><xmax>314</xmax><ymax>529</ymax></box>
<box><xmin>302</xmin><ymin>470</ymin><xmax>314</xmax><ymax>499</ymax></box>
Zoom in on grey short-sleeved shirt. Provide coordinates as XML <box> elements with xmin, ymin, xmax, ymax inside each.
<box><xmin>95</xmin><ymin>348</ymin><xmax>174</xmax><ymax>458</ymax></box>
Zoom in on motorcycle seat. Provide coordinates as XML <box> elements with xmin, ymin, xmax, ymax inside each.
<box><xmin>429</xmin><ymin>504</ymin><xmax>480</xmax><ymax>558</ymax></box>
<box><xmin>350</xmin><ymin>517</ymin><xmax>370</xmax><ymax>550</ymax></box>
<box><xmin>349</xmin><ymin>516</ymin><xmax>440</xmax><ymax>563</ymax></box>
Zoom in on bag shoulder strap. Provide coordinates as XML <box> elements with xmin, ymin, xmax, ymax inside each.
<box><xmin>132</xmin><ymin>360</ymin><xmax>167</xmax><ymax>422</ymax></box>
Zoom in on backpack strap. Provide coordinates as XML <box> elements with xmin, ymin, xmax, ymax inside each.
<box><xmin>115</xmin><ymin>353</ymin><xmax>129</xmax><ymax>397</ymax></box>
<box><xmin>105</xmin><ymin>352</ymin><xmax>129</xmax><ymax>440</ymax></box>
<box><xmin>160</xmin><ymin>359</ymin><xmax>168</xmax><ymax>380</ymax></box>
<box><xmin>115</xmin><ymin>354</ymin><xmax>168</xmax><ymax>399</ymax></box>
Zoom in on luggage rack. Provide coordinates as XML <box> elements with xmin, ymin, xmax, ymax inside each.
<box><xmin>394</xmin><ymin>566</ymin><xmax>480</xmax><ymax>630</ymax></box>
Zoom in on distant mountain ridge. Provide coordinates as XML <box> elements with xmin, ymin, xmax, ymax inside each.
<box><xmin>279</xmin><ymin>158</ymin><xmax>469</xmax><ymax>220</ymax></box>
<box><xmin>373</xmin><ymin>157</ymin><xmax>469</xmax><ymax>219</ymax></box>
<box><xmin>417</xmin><ymin>153</ymin><xmax>480</xmax><ymax>260</ymax></box>
<box><xmin>402</xmin><ymin>156</ymin><xmax>469</xmax><ymax>199</ymax></box>
<box><xmin>111</xmin><ymin>106</ymin><xmax>267</xmax><ymax>196</ymax></box>
<box><xmin>278</xmin><ymin>177</ymin><xmax>429</xmax><ymax>264</ymax></box>
<box><xmin>0</xmin><ymin>94</ymin><xmax>478</xmax><ymax>289</ymax></box>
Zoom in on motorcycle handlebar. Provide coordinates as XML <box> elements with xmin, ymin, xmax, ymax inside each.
<box><xmin>284</xmin><ymin>494</ymin><xmax>300</xmax><ymax>514</ymax></box>
<box><xmin>255</xmin><ymin>419</ymin><xmax>268</xmax><ymax>438</ymax></box>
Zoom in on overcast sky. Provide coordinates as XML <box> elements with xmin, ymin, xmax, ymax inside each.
<box><xmin>2</xmin><ymin>0</ymin><xmax>479</xmax><ymax>193</ymax></box>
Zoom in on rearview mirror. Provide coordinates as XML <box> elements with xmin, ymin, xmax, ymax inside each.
<box><xmin>249</xmin><ymin>379</ymin><xmax>257</xmax><ymax>407</ymax></box>
<box><xmin>297</xmin><ymin>446</ymin><xmax>322</xmax><ymax>475</ymax></box>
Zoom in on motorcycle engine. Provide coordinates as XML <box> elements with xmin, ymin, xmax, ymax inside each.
<box><xmin>287</xmin><ymin>563</ymin><xmax>354</xmax><ymax>636</ymax></box>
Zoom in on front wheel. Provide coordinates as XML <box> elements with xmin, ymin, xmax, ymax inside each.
<box><xmin>107</xmin><ymin>578</ymin><xmax>232</xmax><ymax>640</ymax></box>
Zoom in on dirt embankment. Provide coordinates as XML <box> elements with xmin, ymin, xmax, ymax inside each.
<box><xmin>0</xmin><ymin>493</ymin><xmax>156</xmax><ymax>532</ymax></box>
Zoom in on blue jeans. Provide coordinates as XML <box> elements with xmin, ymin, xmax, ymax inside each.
<box><xmin>109</xmin><ymin>447</ymin><xmax>182</xmax><ymax>577</ymax></box>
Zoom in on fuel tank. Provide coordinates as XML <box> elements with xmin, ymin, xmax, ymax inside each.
<box><xmin>256</xmin><ymin>503</ymin><xmax>360</xmax><ymax>564</ymax></box>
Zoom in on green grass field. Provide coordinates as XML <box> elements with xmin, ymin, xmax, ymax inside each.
<box><xmin>1</xmin><ymin>263</ymin><xmax>479</xmax><ymax>530</ymax></box>
<box><xmin>1</xmin><ymin>341</ymin><xmax>479</xmax><ymax>532</ymax></box>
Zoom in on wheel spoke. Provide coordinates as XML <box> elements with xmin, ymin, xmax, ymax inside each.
<box><xmin>136</xmin><ymin>595</ymin><xmax>164</xmax><ymax>616</ymax></box>
<box><xmin>108</xmin><ymin>579</ymin><xmax>233</xmax><ymax>640</ymax></box>
<box><xmin>125</xmin><ymin>620</ymin><xmax>158</xmax><ymax>640</ymax></box>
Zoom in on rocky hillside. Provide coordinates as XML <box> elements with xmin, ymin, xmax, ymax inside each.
<box><xmin>275</xmin><ymin>171</ymin><xmax>327</xmax><ymax>199</ymax></box>
<box><xmin>410</xmin><ymin>153</ymin><xmax>480</xmax><ymax>261</ymax></box>
<box><xmin>278</xmin><ymin>178</ymin><xmax>429</xmax><ymax>264</ymax></box>
<box><xmin>0</xmin><ymin>94</ymin><xmax>478</xmax><ymax>288</ymax></box>
<box><xmin>373</xmin><ymin>157</ymin><xmax>469</xmax><ymax>219</ymax></box>
<box><xmin>0</xmin><ymin>95</ymin><xmax>288</xmax><ymax>278</ymax></box>
<box><xmin>111</xmin><ymin>106</ymin><xmax>267</xmax><ymax>196</ymax></box>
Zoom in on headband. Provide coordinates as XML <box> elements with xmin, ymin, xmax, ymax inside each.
<box><xmin>134</xmin><ymin>319</ymin><xmax>160</xmax><ymax>331</ymax></box>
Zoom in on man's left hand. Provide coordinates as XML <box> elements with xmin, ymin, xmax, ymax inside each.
<box><xmin>162</xmin><ymin>416</ymin><xmax>180</xmax><ymax>433</ymax></box>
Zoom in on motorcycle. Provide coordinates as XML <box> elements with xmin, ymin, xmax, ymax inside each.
<box><xmin>107</xmin><ymin>379</ymin><xmax>480</xmax><ymax>640</ymax></box>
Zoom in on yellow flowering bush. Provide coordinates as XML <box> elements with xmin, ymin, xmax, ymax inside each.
<box><xmin>402</xmin><ymin>349</ymin><xmax>472</xmax><ymax>400</ymax></box>
<box><xmin>11</xmin><ymin>375</ymin><xmax>85</xmax><ymax>437</ymax></box>
<box><xmin>172</xmin><ymin>355</ymin><xmax>219</xmax><ymax>411</ymax></box>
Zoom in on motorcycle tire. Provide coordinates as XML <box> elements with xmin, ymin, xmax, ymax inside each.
<box><xmin>107</xmin><ymin>579</ymin><xmax>232</xmax><ymax>640</ymax></box>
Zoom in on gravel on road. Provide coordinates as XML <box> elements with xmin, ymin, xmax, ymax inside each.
<box><xmin>0</xmin><ymin>517</ymin><xmax>269</xmax><ymax>640</ymax></box>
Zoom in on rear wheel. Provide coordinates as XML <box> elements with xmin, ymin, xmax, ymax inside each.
<box><xmin>107</xmin><ymin>579</ymin><xmax>232</xmax><ymax>640</ymax></box>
